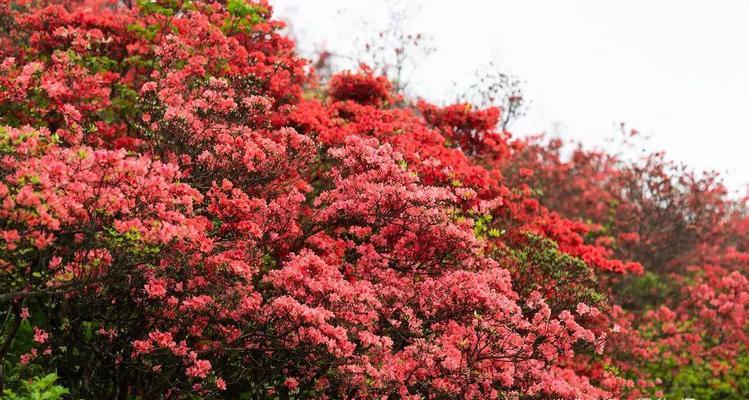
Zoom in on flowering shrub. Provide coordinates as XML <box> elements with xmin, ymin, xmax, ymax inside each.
<box><xmin>502</xmin><ymin>132</ymin><xmax>749</xmax><ymax>398</ymax></box>
<box><xmin>0</xmin><ymin>0</ymin><xmax>746</xmax><ymax>399</ymax></box>
<box><xmin>329</xmin><ymin>65</ymin><xmax>393</xmax><ymax>106</ymax></box>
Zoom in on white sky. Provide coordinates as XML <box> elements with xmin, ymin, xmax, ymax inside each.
<box><xmin>271</xmin><ymin>0</ymin><xmax>749</xmax><ymax>191</ymax></box>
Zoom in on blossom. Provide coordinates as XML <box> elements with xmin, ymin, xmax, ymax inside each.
<box><xmin>149</xmin><ymin>330</ymin><xmax>175</xmax><ymax>348</ymax></box>
<box><xmin>19</xmin><ymin>349</ymin><xmax>37</xmax><ymax>366</ymax></box>
<box><xmin>284</xmin><ymin>377</ymin><xmax>299</xmax><ymax>391</ymax></box>
<box><xmin>144</xmin><ymin>278</ymin><xmax>168</xmax><ymax>298</ymax></box>
<box><xmin>132</xmin><ymin>340</ymin><xmax>153</xmax><ymax>355</ymax></box>
<box><xmin>1</xmin><ymin>0</ymin><xmax>739</xmax><ymax>398</ymax></box>
<box><xmin>186</xmin><ymin>360</ymin><xmax>212</xmax><ymax>379</ymax></box>
<box><xmin>141</xmin><ymin>81</ymin><xmax>158</xmax><ymax>93</ymax></box>
<box><xmin>33</xmin><ymin>327</ymin><xmax>49</xmax><ymax>344</ymax></box>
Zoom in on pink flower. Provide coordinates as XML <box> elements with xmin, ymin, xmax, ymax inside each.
<box><xmin>148</xmin><ymin>330</ymin><xmax>175</xmax><ymax>348</ymax></box>
<box><xmin>144</xmin><ymin>278</ymin><xmax>168</xmax><ymax>298</ymax></box>
<box><xmin>141</xmin><ymin>81</ymin><xmax>157</xmax><ymax>93</ymax></box>
<box><xmin>186</xmin><ymin>359</ymin><xmax>212</xmax><ymax>378</ymax></box>
<box><xmin>19</xmin><ymin>349</ymin><xmax>37</xmax><ymax>365</ymax></box>
<box><xmin>33</xmin><ymin>327</ymin><xmax>49</xmax><ymax>344</ymax></box>
<box><xmin>20</xmin><ymin>308</ymin><xmax>30</xmax><ymax>320</ymax></box>
<box><xmin>62</xmin><ymin>104</ymin><xmax>82</xmax><ymax>123</ymax></box>
<box><xmin>132</xmin><ymin>339</ymin><xmax>153</xmax><ymax>355</ymax></box>
<box><xmin>2</xmin><ymin>230</ymin><xmax>20</xmax><ymax>247</ymax></box>
<box><xmin>215</xmin><ymin>378</ymin><xmax>226</xmax><ymax>391</ymax></box>
<box><xmin>284</xmin><ymin>377</ymin><xmax>299</xmax><ymax>390</ymax></box>
<box><xmin>181</xmin><ymin>295</ymin><xmax>213</xmax><ymax>311</ymax></box>
<box><xmin>48</xmin><ymin>257</ymin><xmax>62</xmax><ymax>270</ymax></box>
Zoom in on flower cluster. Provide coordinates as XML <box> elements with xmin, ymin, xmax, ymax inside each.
<box><xmin>1</xmin><ymin>0</ymin><xmax>746</xmax><ymax>399</ymax></box>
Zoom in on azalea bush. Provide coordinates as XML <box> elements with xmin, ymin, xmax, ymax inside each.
<box><xmin>502</xmin><ymin>132</ymin><xmax>749</xmax><ymax>398</ymax></box>
<box><xmin>0</xmin><ymin>0</ymin><xmax>746</xmax><ymax>399</ymax></box>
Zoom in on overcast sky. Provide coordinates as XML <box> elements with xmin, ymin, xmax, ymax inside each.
<box><xmin>271</xmin><ymin>0</ymin><xmax>749</xmax><ymax>191</ymax></box>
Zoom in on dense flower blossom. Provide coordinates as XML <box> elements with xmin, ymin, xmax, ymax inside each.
<box><xmin>329</xmin><ymin>65</ymin><xmax>393</xmax><ymax>106</ymax></box>
<box><xmin>0</xmin><ymin>0</ymin><xmax>746</xmax><ymax>399</ymax></box>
